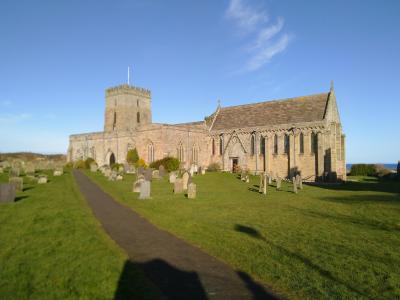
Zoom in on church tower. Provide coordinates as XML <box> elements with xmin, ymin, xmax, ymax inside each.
<box><xmin>104</xmin><ymin>84</ymin><xmax>152</xmax><ymax>132</ymax></box>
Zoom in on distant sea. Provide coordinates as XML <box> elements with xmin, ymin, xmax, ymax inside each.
<box><xmin>346</xmin><ymin>163</ymin><xmax>398</xmax><ymax>172</ymax></box>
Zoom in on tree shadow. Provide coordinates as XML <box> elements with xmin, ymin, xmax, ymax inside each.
<box><xmin>234</xmin><ymin>224</ymin><xmax>265</xmax><ymax>240</ymax></box>
<box><xmin>15</xmin><ymin>195</ymin><xmax>29</xmax><ymax>202</ymax></box>
<box><xmin>234</xmin><ymin>224</ymin><xmax>373</xmax><ymax>299</ymax></box>
<box><xmin>236</xmin><ymin>271</ymin><xmax>279</xmax><ymax>300</ymax></box>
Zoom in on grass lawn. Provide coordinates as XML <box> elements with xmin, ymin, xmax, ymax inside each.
<box><xmin>86</xmin><ymin>171</ymin><xmax>400</xmax><ymax>300</ymax></box>
<box><xmin>0</xmin><ymin>170</ymin><xmax>163</xmax><ymax>300</ymax></box>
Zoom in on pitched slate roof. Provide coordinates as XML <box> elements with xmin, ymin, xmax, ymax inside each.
<box><xmin>210</xmin><ymin>93</ymin><xmax>329</xmax><ymax>131</ymax></box>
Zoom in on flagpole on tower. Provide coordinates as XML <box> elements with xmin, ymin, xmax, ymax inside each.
<box><xmin>128</xmin><ymin>66</ymin><xmax>130</xmax><ymax>85</ymax></box>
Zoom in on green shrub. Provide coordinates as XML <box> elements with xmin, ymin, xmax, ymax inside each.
<box><xmin>64</xmin><ymin>162</ymin><xmax>73</xmax><ymax>169</ymax></box>
<box><xmin>149</xmin><ymin>157</ymin><xmax>180</xmax><ymax>172</ymax></box>
<box><xmin>126</xmin><ymin>148</ymin><xmax>139</xmax><ymax>165</ymax></box>
<box><xmin>111</xmin><ymin>163</ymin><xmax>124</xmax><ymax>171</ymax></box>
<box><xmin>207</xmin><ymin>162</ymin><xmax>221</xmax><ymax>172</ymax></box>
<box><xmin>84</xmin><ymin>158</ymin><xmax>95</xmax><ymax>169</ymax></box>
<box><xmin>350</xmin><ymin>164</ymin><xmax>377</xmax><ymax>176</ymax></box>
<box><xmin>73</xmin><ymin>160</ymin><xmax>86</xmax><ymax>169</ymax></box>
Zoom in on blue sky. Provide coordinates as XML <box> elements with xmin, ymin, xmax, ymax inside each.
<box><xmin>0</xmin><ymin>0</ymin><xmax>399</xmax><ymax>163</ymax></box>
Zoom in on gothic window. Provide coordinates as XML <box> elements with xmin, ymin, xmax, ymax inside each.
<box><xmin>147</xmin><ymin>143</ymin><xmax>154</xmax><ymax>163</ymax></box>
<box><xmin>137</xmin><ymin>112</ymin><xmax>140</xmax><ymax>123</ymax></box>
<box><xmin>250</xmin><ymin>134</ymin><xmax>256</xmax><ymax>156</ymax></box>
<box><xmin>311</xmin><ymin>133</ymin><xmax>318</xmax><ymax>154</ymax></box>
<box><xmin>212</xmin><ymin>138</ymin><xmax>215</xmax><ymax>156</ymax></box>
<box><xmin>274</xmin><ymin>134</ymin><xmax>278</xmax><ymax>154</ymax></box>
<box><xmin>177</xmin><ymin>143</ymin><xmax>184</xmax><ymax>162</ymax></box>
<box><xmin>113</xmin><ymin>111</ymin><xmax>117</xmax><ymax>131</ymax></box>
<box><xmin>284</xmin><ymin>134</ymin><xmax>290</xmax><ymax>154</ymax></box>
<box><xmin>219</xmin><ymin>135</ymin><xmax>223</xmax><ymax>155</ymax></box>
<box><xmin>299</xmin><ymin>133</ymin><xmax>304</xmax><ymax>154</ymax></box>
<box><xmin>260</xmin><ymin>136</ymin><xmax>265</xmax><ymax>156</ymax></box>
<box><xmin>192</xmin><ymin>145</ymin><xmax>198</xmax><ymax>164</ymax></box>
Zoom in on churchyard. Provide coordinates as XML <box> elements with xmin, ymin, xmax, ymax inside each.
<box><xmin>1</xmin><ymin>161</ymin><xmax>400</xmax><ymax>299</ymax></box>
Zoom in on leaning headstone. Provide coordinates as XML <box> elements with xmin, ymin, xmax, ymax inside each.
<box><xmin>38</xmin><ymin>176</ymin><xmax>47</xmax><ymax>184</ymax></box>
<box><xmin>276</xmin><ymin>177</ymin><xmax>281</xmax><ymax>190</ymax></box>
<box><xmin>139</xmin><ymin>181</ymin><xmax>151</xmax><ymax>199</ymax></box>
<box><xmin>9</xmin><ymin>168</ymin><xmax>20</xmax><ymax>178</ymax></box>
<box><xmin>159</xmin><ymin>165</ymin><xmax>166</xmax><ymax>177</ymax></box>
<box><xmin>169</xmin><ymin>173</ymin><xmax>177</xmax><ymax>183</ymax></box>
<box><xmin>9</xmin><ymin>177</ymin><xmax>23</xmax><ymax>192</ymax></box>
<box><xmin>133</xmin><ymin>178</ymin><xmax>144</xmax><ymax>192</ymax></box>
<box><xmin>174</xmin><ymin>179</ymin><xmax>184</xmax><ymax>194</ymax></box>
<box><xmin>145</xmin><ymin>169</ymin><xmax>153</xmax><ymax>181</ymax></box>
<box><xmin>182</xmin><ymin>172</ymin><xmax>190</xmax><ymax>190</ymax></box>
<box><xmin>25</xmin><ymin>162</ymin><xmax>35</xmax><ymax>174</ymax></box>
<box><xmin>292</xmin><ymin>177</ymin><xmax>298</xmax><ymax>194</ymax></box>
<box><xmin>187</xmin><ymin>183</ymin><xmax>196</xmax><ymax>199</ymax></box>
<box><xmin>0</xmin><ymin>183</ymin><xmax>16</xmax><ymax>203</ymax></box>
<box><xmin>296</xmin><ymin>175</ymin><xmax>303</xmax><ymax>190</ymax></box>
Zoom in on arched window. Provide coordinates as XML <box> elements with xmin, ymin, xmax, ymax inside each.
<box><xmin>212</xmin><ymin>138</ymin><xmax>215</xmax><ymax>155</ymax></box>
<box><xmin>137</xmin><ymin>112</ymin><xmax>140</xmax><ymax>123</ymax></box>
<box><xmin>260</xmin><ymin>136</ymin><xmax>265</xmax><ymax>156</ymax></box>
<box><xmin>311</xmin><ymin>133</ymin><xmax>318</xmax><ymax>154</ymax></box>
<box><xmin>274</xmin><ymin>134</ymin><xmax>278</xmax><ymax>154</ymax></box>
<box><xmin>113</xmin><ymin>111</ymin><xmax>117</xmax><ymax>131</ymax></box>
<box><xmin>250</xmin><ymin>134</ymin><xmax>256</xmax><ymax>156</ymax></box>
<box><xmin>147</xmin><ymin>143</ymin><xmax>154</xmax><ymax>163</ymax></box>
<box><xmin>219</xmin><ymin>134</ymin><xmax>223</xmax><ymax>155</ymax></box>
<box><xmin>177</xmin><ymin>143</ymin><xmax>184</xmax><ymax>162</ymax></box>
<box><xmin>284</xmin><ymin>134</ymin><xmax>290</xmax><ymax>154</ymax></box>
<box><xmin>192</xmin><ymin>145</ymin><xmax>198</xmax><ymax>164</ymax></box>
<box><xmin>299</xmin><ymin>133</ymin><xmax>304</xmax><ymax>154</ymax></box>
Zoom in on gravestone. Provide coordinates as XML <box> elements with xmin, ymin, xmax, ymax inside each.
<box><xmin>116</xmin><ymin>175</ymin><xmax>123</xmax><ymax>181</ymax></box>
<box><xmin>276</xmin><ymin>177</ymin><xmax>281</xmax><ymax>190</ymax></box>
<box><xmin>53</xmin><ymin>170</ymin><xmax>63</xmax><ymax>176</ymax></box>
<box><xmin>137</xmin><ymin>167</ymin><xmax>144</xmax><ymax>176</ymax></box>
<box><xmin>296</xmin><ymin>175</ymin><xmax>303</xmax><ymax>190</ymax></box>
<box><xmin>268</xmin><ymin>175</ymin><xmax>272</xmax><ymax>185</ymax></box>
<box><xmin>0</xmin><ymin>167</ymin><xmax>3</xmax><ymax>174</ymax></box>
<box><xmin>90</xmin><ymin>163</ymin><xmax>98</xmax><ymax>172</ymax></box>
<box><xmin>292</xmin><ymin>177</ymin><xmax>298</xmax><ymax>194</ymax></box>
<box><xmin>189</xmin><ymin>166</ymin><xmax>194</xmax><ymax>177</ymax></box>
<box><xmin>139</xmin><ymin>181</ymin><xmax>151</xmax><ymax>199</ymax></box>
<box><xmin>144</xmin><ymin>169</ymin><xmax>153</xmax><ymax>181</ymax></box>
<box><xmin>159</xmin><ymin>165</ymin><xmax>166</xmax><ymax>177</ymax></box>
<box><xmin>263</xmin><ymin>174</ymin><xmax>267</xmax><ymax>195</ymax></box>
<box><xmin>0</xmin><ymin>183</ymin><xmax>16</xmax><ymax>203</ymax></box>
<box><xmin>258</xmin><ymin>173</ymin><xmax>264</xmax><ymax>193</ymax></box>
<box><xmin>152</xmin><ymin>170</ymin><xmax>160</xmax><ymax>180</ymax></box>
<box><xmin>187</xmin><ymin>183</ymin><xmax>196</xmax><ymax>199</ymax></box>
<box><xmin>133</xmin><ymin>178</ymin><xmax>144</xmax><ymax>193</ymax></box>
<box><xmin>241</xmin><ymin>171</ymin><xmax>246</xmax><ymax>181</ymax></box>
<box><xmin>38</xmin><ymin>176</ymin><xmax>47</xmax><ymax>184</ymax></box>
<box><xmin>9</xmin><ymin>168</ymin><xmax>20</xmax><ymax>178</ymax></box>
<box><xmin>137</xmin><ymin>174</ymin><xmax>145</xmax><ymax>181</ymax></box>
<box><xmin>25</xmin><ymin>162</ymin><xmax>35</xmax><ymax>174</ymax></box>
<box><xmin>108</xmin><ymin>171</ymin><xmax>118</xmax><ymax>181</ymax></box>
<box><xmin>174</xmin><ymin>179</ymin><xmax>184</xmax><ymax>194</ymax></box>
<box><xmin>169</xmin><ymin>173</ymin><xmax>177</xmax><ymax>183</ymax></box>
<box><xmin>182</xmin><ymin>172</ymin><xmax>190</xmax><ymax>190</ymax></box>
<box><xmin>104</xmin><ymin>169</ymin><xmax>111</xmax><ymax>178</ymax></box>
<box><xmin>9</xmin><ymin>177</ymin><xmax>23</xmax><ymax>192</ymax></box>
<box><xmin>201</xmin><ymin>168</ymin><xmax>205</xmax><ymax>175</ymax></box>
<box><xmin>245</xmin><ymin>175</ymin><xmax>250</xmax><ymax>183</ymax></box>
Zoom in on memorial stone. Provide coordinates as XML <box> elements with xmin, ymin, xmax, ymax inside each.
<box><xmin>169</xmin><ymin>173</ymin><xmax>177</xmax><ymax>183</ymax></box>
<box><xmin>133</xmin><ymin>178</ymin><xmax>144</xmax><ymax>192</ymax></box>
<box><xmin>9</xmin><ymin>177</ymin><xmax>23</xmax><ymax>191</ymax></box>
<box><xmin>38</xmin><ymin>176</ymin><xmax>47</xmax><ymax>184</ymax></box>
<box><xmin>187</xmin><ymin>183</ymin><xmax>196</xmax><ymax>199</ymax></box>
<box><xmin>292</xmin><ymin>177</ymin><xmax>298</xmax><ymax>194</ymax></box>
<box><xmin>174</xmin><ymin>179</ymin><xmax>184</xmax><ymax>194</ymax></box>
<box><xmin>159</xmin><ymin>165</ymin><xmax>166</xmax><ymax>177</ymax></box>
<box><xmin>145</xmin><ymin>169</ymin><xmax>153</xmax><ymax>181</ymax></box>
<box><xmin>0</xmin><ymin>183</ymin><xmax>16</xmax><ymax>203</ymax></box>
<box><xmin>182</xmin><ymin>172</ymin><xmax>190</xmax><ymax>190</ymax></box>
<box><xmin>276</xmin><ymin>177</ymin><xmax>281</xmax><ymax>190</ymax></box>
<box><xmin>139</xmin><ymin>180</ymin><xmax>151</xmax><ymax>199</ymax></box>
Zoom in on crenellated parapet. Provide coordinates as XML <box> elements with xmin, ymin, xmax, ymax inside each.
<box><xmin>105</xmin><ymin>84</ymin><xmax>151</xmax><ymax>98</ymax></box>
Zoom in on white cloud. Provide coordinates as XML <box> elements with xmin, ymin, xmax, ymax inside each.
<box><xmin>0</xmin><ymin>113</ymin><xmax>31</xmax><ymax>123</ymax></box>
<box><xmin>225</xmin><ymin>0</ymin><xmax>292</xmax><ymax>72</ymax></box>
<box><xmin>226</xmin><ymin>0</ymin><xmax>268</xmax><ymax>32</ymax></box>
<box><xmin>246</xmin><ymin>34</ymin><xmax>291</xmax><ymax>71</ymax></box>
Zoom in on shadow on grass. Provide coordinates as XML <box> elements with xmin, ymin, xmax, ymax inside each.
<box><xmin>23</xmin><ymin>186</ymin><xmax>34</xmax><ymax>192</ymax></box>
<box><xmin>290</xmin><ymin>207</ymin><xmax>400</xmax><ymax>232</ymax></box>
<box><xmin>114</xmin><ymin>259</ymin><xmax>277</xmax><ymax>300</ymax></box>
<box><xmin>15</xmin><ymin>195</ymin><xmax>29</xmax><ymax>202</ymax></box>
<box><xmin>234</xmin><ymin>224</ymin><xmax>373</xmax><ymax>300</ymax></box>
<box><xmin>320</xmin><ymin>194</ymin><xmax>400</xmax><ymax>205</ymax></box>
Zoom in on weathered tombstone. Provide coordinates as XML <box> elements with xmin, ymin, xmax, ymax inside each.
<box><xmin>159</xmin><ymin>165</ymin><xmax>166</xmax><ymax>177</ymax></box>
<box><xmin>104</xmin><ymin>169</ymin><xmax>111</xmax><ymax>178</ymax></box>
<box><xmin>241</xmin><ymin>171</ymin><xmax>246</xmax><ymax>181</ymax></box>
<box><xmin>292</xmin><ymin>177</ymin><xmax>298</xmax><ymax>194</ymax></box>
<box><xmin>189</xmin><ymin>166</ymin><xmax>194</xmax><ymax>177</ymax></box>
<box><xmin>53</xmin><ymin>170</ymin><xmax>63</xmax><ymax>176</ymax></box>
<box><xmin>245</xmin><ymin>175</ymin><xmax>250</xmax><ymax>183</ymax></box>
<box><xmin>90</xmin><ymin>163</ymin><xmax>98</xmax><ymax>172</ymax></box>
<box><xmin>187</xmin><ymin>183</ymin><xmax>196</xmax><ymax>199</ymax></box>
<box><xmin>108</xmin><ymin>171</ymin><xmax>118</xmax><ymax>181</ymax></box>
<box><xmin>25</xmin><ymin>162</ymin><xmax>35</xmax><ymax>174</ymax></box>
<box><xmin>169</xmin><ymin>173</ymin><xmax>177</xmax><ymax>183</ymax></box>
<box><xmin>0</xmin><ymin>183</ymin><xmax>16</xmax><ymax>203</ymax></box>
<box><xmin>268</xmin><ymin>175</ymin><xmax>272</xmax><ymax>185</ymax></box>
<box><xmin>174</xmin><ymin>179</ymin><xmax>184</xmax><ymax>194</ymax></box>
<box><xmin>263</xmin><ymin>174</ymin><xmax>267</xmax><ymax>195</ymax></box>
<box><xmin>116</xmin><ymin>175</ymin><xmax>123</xmax><ymax>181</ymax></box>
<box><xmin>139</xmin><ymin>181</ymin><xmax>151</xmax><ymax>199</ymax></box>
<box><xmin>259</xmin><ymin>173</ymin><xmax>264</xmax><ymax>193</ymax></box>
<box><xmin>137</xmin><ymin>174</ymin><xmax>145</xmax><ymax>181</ymax></box>
<box><xmin>276</xmin><ymin>177</ymin><xmax>281</xmax><ymax>190</ymax></box>
<box><xmin>182</xmin><ymin>172</ymin><xmax>190</xmax><ymax>190</ymax></box>
<box><xmin>144</xmin><ymin>169</ymin><xmax>153</xmax><ymax>181</ymax></box>
<box><xmin>38</xmin><ymin>176</ymin><xmax>47</xmax><ymax>184</ymax></box>
<box><xmin>133</xmin><ymin>178</ymin><xmax>144</xmax><ymax>192</ymax></box>
<box><xmin>9</xmin><ymin>177</ymin><xmax>23</xmax><ymax>192</ymax></box>
<box><xmin>152</xmin><ymin>170</ymin><xmax>160</xmax><ymax>180</ymax></box>
<box><xmin>201</xmin><ymin>168</ymin><xmax>205</xmax><ymax>175</ymax></box>
<box><xmin>296</xmin><ymin>175</ymin><xmax>303</xmax><ymax>190</ymax></box>
<box><xmin>9</xmin><ymin>168</ymin><xmax>20</xmax><ymax>178</ymax></box>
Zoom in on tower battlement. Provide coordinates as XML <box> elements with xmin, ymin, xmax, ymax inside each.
<box><xmin>105</xmin><ymin>84</ymin><xmax>151</xmax><ymax>98</ymax></box>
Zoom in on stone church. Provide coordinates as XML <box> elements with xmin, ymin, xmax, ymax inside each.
<box><xmin>68</xmin><ymin>82</ymin><xmax>346</xmax><ymax>181</ymax></box>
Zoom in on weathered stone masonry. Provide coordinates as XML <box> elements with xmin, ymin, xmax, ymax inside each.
<box><xmin>68</xmin><ymin>82</ymin><xmax>346</xmax><ymax>181</ymax></box>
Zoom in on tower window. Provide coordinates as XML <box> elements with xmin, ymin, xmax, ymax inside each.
<box><xmin>274</xmin><ymin>134</ymin><xmax>278</xmax><ymax>154</ymax></box>
<box><xmin>300</xmin><ymin>133</ymin><xmax>304</xmax><ymax>154</ymax></box>
<box><xmin>113</xmin><ymin>111</ymin><xmax>117</xmax><ymax>131</ymax></box>
<box><xmin>137</xmin><ymin>112</ymin><xmax>140</xmax><ymax>123</ymax></box>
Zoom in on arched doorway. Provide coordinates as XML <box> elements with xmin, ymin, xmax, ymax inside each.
<box><xmin>109</xmin><ymin>153</ymin><xmax>116</xmax><ymax>165</ymax></box>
